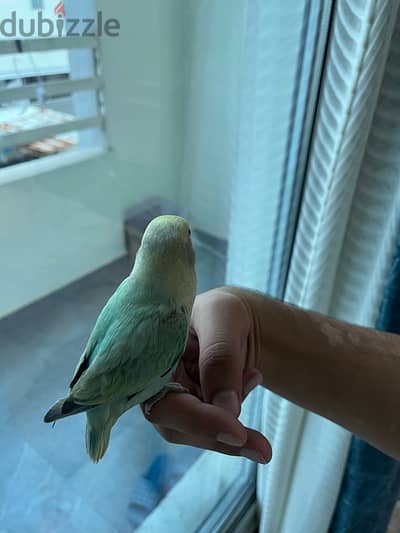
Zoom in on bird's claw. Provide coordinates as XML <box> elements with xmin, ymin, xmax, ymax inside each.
<box><xmin>144</xmin><ymin>382</ymin><xmax>189</xmax><ymax>416</ymax></box>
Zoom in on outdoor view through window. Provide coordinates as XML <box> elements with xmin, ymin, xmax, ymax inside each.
<box><xmin>0</xmin><ymin>0</ymin><xmax>102</xmax><ymax>169</ymax></box>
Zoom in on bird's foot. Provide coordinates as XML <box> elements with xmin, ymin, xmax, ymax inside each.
<box><xmin>144</xmin><ymin>382</ymin><xmax>189</xmax><ymax>416</ymax></box>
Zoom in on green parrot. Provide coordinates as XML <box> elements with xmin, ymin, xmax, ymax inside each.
<box><xmin>44</xmin><ymin>215</ymin><xmax>196</xmax><ymax>463</ymax></box>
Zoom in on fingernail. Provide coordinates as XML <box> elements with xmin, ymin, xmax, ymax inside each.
<box><xmin>217</xmin><ymin>432</ymin><xmax>246</xmax><ymax>447</ymax></box>
<box><xmin>240</xmin><ymin>449</ymin><xmax>267</xmax><ymax>464</ymax></box>
<box><xmin>212</xmin><ymin>390</ymin><xmax>240</xmax><ymax>416</ymax></box>
<box><xmin>243</xmin><ymin>372</ymin><xmax>263</xmax><ymax>397</ymax></box>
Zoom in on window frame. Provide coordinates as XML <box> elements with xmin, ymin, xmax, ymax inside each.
<box><xmin>0</xmin><ymin>36</ymin><xmax>106</xmax><ymax>174</ymax></box>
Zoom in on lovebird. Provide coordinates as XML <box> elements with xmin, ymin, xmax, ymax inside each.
<box><xmin>44</xmin><ymin>215</ymin><xmax>196</xmax><ymax>463</ymax></box>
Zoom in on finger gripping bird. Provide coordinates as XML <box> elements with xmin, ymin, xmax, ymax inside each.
<box><xmin>44</xmin><ymin>216</ymin><xmax>196</xmax><ymax>463</ymax></box>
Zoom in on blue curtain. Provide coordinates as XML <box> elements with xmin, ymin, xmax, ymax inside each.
<box><xmin>329</xmin><ymin>246</ymin><xmax>400</xmax><ymax>533</ymax></box>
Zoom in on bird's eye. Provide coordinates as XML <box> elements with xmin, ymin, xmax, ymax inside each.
<box><xmin>188</xmin><ymin>228</ymin><xmax>191</xmax><ymax>236</ymax></box>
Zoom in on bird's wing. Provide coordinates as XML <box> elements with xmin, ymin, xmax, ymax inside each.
<box><xmin>68</xmin><ymin>279</ymin><xmax>127</xmax><ymax>390</ymax></box>
<box><xmin>69</xmin><ymin>350</ymin><xmax>92</xmax><ymax>390</ymax></box>
<box><xmin>70</xmin><ymin>303</ymin><xmax>189</xmax><ymax>406</ymax></box>
<box><xmin>69</xmin><ymin>277</ymin><xmax>136</xmax><ymax>389</ymax></box>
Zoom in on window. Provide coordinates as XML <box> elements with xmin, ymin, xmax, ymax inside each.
<box><xmin>0</xmin><ymin>1</ymin><xmax>105</xmax><ymax>169</ymax></box>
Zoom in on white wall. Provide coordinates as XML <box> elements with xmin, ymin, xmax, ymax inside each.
<box><xmin>180</xmin><ymin>0</ymin><xmax>243</xmax><ymax>240</ymax></box>
<box><xmin>0</xmin><ymin>0</ymin><xmax>185</xmax><ymax>318</ymax></box>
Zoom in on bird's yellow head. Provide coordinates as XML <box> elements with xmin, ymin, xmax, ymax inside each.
<box><xmin>140</xmin><ymin>215</ymin><xmax>195</xmax><ymax>266</ymax></box>
<box><xmin>133</xmin><ymin>215</ymin><xmax>196</xmax><ymax>308</ymax></box>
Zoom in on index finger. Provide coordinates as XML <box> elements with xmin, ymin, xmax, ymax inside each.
<box><xmin>143</xmin><ymin>391</ymin><xmax>247</xmax><ymax>447</ymax></box>
<box><xmin>142</xmin><ymin>391</ymin><xmax>272</xmax><ymax>461</ymax></box>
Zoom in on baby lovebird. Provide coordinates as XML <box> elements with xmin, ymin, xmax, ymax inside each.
<box><xmin>44</xmin><ymin>215</ymin><xmax>196</xmax><ymax>463</ymax></box>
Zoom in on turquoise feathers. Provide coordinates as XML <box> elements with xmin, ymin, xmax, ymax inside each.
<box><xmin>44</xmin><ymin>215</ymin><xmax>196</xmax><ymax>462</ymax></box>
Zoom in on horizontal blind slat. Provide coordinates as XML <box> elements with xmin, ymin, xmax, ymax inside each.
<box><xmin>0</xmin><ymin>37</ymin><xmax>98</xmax><ymax>55</ymax></box>
<box><xmin>0</xmin><ymin>77</ymin><xmax>102</xmax><ymax>103</ymax></box>
<box><xmin>0</xmin><ymin>115</ymin><xmax>103</xmax><ymax>149</ymax></box>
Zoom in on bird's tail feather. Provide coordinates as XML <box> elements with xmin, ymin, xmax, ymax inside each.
<box><xmin>85</xmin><ymin>413</ymin><xmax>112</xmax><ymax>463</ymax></box>
<box><xmin>43</xmin><ymin>396</ymin><xmax>90</xmax><ymax>423</ymax></box>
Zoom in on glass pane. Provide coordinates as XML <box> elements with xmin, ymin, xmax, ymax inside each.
<box><xmin>0</xmin><ymin>1</ymin><xmax>327</xmax><ymax>532</ymax></box>
<box><xmin>0</xmin><ymin>49</ymin><xmax>103</xmax><ymax>166</ymax></box>
<box><xmin>0</xmin><ymin>1</ymin><xmax>104</xmax><ymax>167</ymax></box>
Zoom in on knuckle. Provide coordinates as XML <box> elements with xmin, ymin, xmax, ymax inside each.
<box><xmin>214</xmin><ymin>290</ymin><xmax>249</xmax><ymax>319</ymax></box>
<box><xmin>199</xmin><ymin>340</ymin><xmax>236</xmax><ymax>370</ymax></box>
<box><xmin>203</xmin><ymin>339</ymin><xmax>232</xmax><ymax>358</ymax></box>
<box><xmin>193</xmin><ymin>289</ymin><xmax>248</xmax><ymax>325</ymax></box>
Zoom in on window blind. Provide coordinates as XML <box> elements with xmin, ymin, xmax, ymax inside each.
<box><xmin>0</xmin><ymin>37</ymin><xmax>104</xmax><ymax>153</ymax></box>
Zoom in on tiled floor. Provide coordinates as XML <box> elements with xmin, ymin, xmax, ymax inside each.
<box><xmin>0</xmin><ymin>236</ymin><xmax>226</xmax><ymax>533</ymax></box>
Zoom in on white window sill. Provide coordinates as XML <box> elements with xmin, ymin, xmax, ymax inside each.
<box><xmin>0</xmin><ymin>146</ymin><xmax>107</xmax><ymax>187</ymax></box>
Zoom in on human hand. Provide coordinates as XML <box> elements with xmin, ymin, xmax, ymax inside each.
<box><xmin>142</xmin><ymin>287</ymin><xmax>272</xmax><ymax>464</ymax></box>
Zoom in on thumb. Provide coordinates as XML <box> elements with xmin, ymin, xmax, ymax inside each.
<box><xmin>193</xmin><ymin>292</ymin><xmax>249</xmax><ymax>417</ymax></box>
